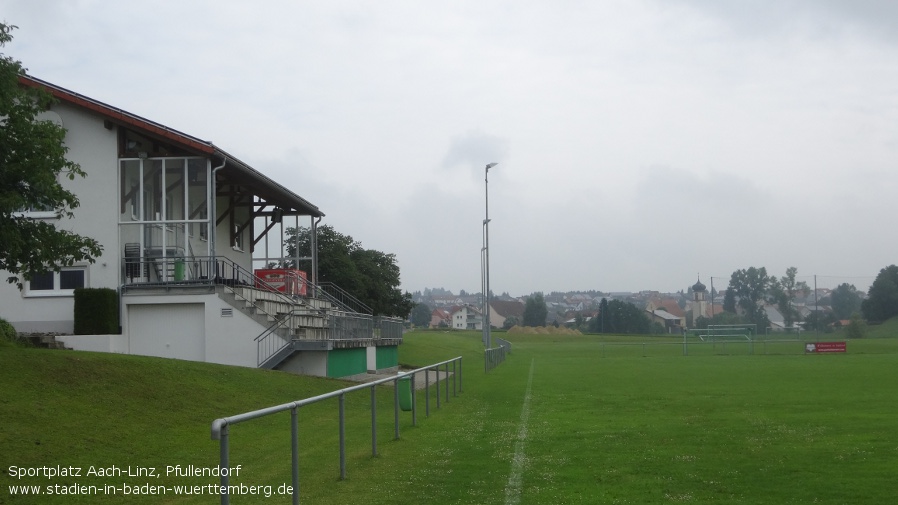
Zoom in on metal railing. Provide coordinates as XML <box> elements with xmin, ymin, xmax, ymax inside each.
<box><xmin>484</xmin><ymin>337</ymin><xmax>511</xmax><ymax>372</ymax></box>
<box><xmin>255</xmin><ymin>310</ymin><xmax>306</xmax><ymax>368</ymax></box>
<box><xmin>318</xmin><ymin>282</ymin><xmax>373</xmax><ymax>315</ymax></box>
<box><xmin>329</xmin><ymin>311</ymin><xmax>375</xmax><ymax>340</ymax></box>
<box><xmin>210</xmin><ymin>356</ymin><xmax>463</xmax><ymax>505</ymax></box>
<box><xmin>121</xmin><ymin>255</ymin><xmax>393</xmax><ymax>367</ymax></box>
<box><xmin>376</xmin><ymin>316</ymin><xmax>404</xmax><ymax>340</ymax></box>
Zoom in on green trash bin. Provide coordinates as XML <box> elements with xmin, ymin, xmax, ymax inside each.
<box><xmin>398</xmin><ymin>375</ymin><xmax>413</xmax><ymax>411</ymax></box>
<box><xmin>174</xmin><ymin>258</ymin><xmax>185</xmax><ymax>281</ymax></box>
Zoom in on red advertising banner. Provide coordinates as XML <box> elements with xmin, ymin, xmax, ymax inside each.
<box><xmin>254</xmin><ymin>269</ymin><xmax>308</xmax><ymax>296</ymax></box>
<box><xmin>805</xmin><ymin>341</ymin><xmax>847</xmax><ymax>353</ymax></box>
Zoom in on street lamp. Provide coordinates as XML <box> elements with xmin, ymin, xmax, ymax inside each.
<box><xmin>482</xmin><ymin>162</ymin><xmax>498</xmax><ymax>349</ymax></box>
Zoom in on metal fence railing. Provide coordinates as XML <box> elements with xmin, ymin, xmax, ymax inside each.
<box><xmin>210</xmin><ymin>356</ymin><xmax>463</xmax><ymax>505</ymax></box>
<box><xmin>375</xmin><ymin>316</ymin><xmax>404</xmax><ymax>340</ymax></box>
<box><xmin>317</xmin><ymin>282</ymin><xmax>373</xmax><ymax>315</ymax></box>
<box><xmin>485</xmin><ymin>337</ymin><xmax>511</xmax><ymax>372</ymax></box>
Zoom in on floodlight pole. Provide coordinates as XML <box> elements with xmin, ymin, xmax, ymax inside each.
<box><xmin>483</xmin><ymin>162</ymin><xmax>498</xmax><ymax>349</ymax></box>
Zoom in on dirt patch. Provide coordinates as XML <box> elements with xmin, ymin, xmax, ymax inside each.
<box><xmin>506</xmin><ymin>325</ymin><xmax>582</xmax><ymax>336</ymax></box>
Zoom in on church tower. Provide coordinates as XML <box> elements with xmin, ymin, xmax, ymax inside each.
<box><xmin>692</xmin><ymin>276</ymin><xmax>707</xmax><ymax>327</ymax></box>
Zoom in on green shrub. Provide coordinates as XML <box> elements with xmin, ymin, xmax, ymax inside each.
<box><xmin>0</xmin><ymin>317</ymin><xmax>16</xmax><ymax>342</ymax></box>
<box><xmin>73</xmin><ymin>288</ymin><xmax>120</xmax><ymax>335</ymax></box>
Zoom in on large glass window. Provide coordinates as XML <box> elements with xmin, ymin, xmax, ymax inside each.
<box><xmin>165</xmin><ymin>159</ymin><xmax>185</xmax><ymax>221</ymax></box>
<box><xmin>119</xmin><ymin>157</ymin><xmax>211</xmax><ymax>283</ymax></box>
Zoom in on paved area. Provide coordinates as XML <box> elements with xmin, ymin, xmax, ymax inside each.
<box><xmin>351</xmin><ymin>369</ymin><xmax>455</xmax><ymax>390</ymax></box>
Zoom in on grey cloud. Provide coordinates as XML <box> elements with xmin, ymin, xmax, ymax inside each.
<box><xmin>440</xmin><ymin>131</ymin><xmax>510</xmax><ymax>178</ymax></box>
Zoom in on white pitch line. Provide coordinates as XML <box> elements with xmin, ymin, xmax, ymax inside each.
<box><xmin>504</xmin><ymin>358</ymin><xmax>535</xmax><ymax>505</ymax></box>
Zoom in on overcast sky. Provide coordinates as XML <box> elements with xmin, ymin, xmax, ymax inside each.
<box><xmin>6</xmin><ymin>1</ymin><xmax>896</xmax><ymax>295</ymax></box>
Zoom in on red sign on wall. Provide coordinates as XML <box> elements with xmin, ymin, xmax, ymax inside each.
<box><xmin>805</xmin><ymin>341</ymin><xmax>847</xmax><ymax>353</ymax></box>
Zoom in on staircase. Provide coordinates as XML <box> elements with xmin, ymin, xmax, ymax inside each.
<box><xmin>215</xmin><ymin>284</ymin><xmax>339</xmax><ymax>369</ymax></box>
<box><xmin>209</xmin><ymin>258</ymin><xmax>398</xmax><ymax>371</ymax></box>
<box><xmin>18</xmin><ymin>333</ymin><xmax>71</xmax><ymax>350</ymax></box>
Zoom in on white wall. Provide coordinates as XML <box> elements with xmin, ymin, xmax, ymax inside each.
<box><xmin>56</xmin><ymin>334</ymin><xmax>128</xmax><ymax>353</ymax></box>
<box><xmin>366</xmin><ymin>346</ymin><xmax>376</xmax><ymax>372</ymax></box>
<box><xmin>0</xmin><ymin>101</ymin><xmax>119</xmax><ymax>332</ymax></box>
<box><xmin>121</xmin><ymin>291</ymin><xmax>264</xmax><ymax>368</ymax></box>
<box><xmin>279</xmin><ymin>351</ymin><xmax>328</xmax><ymax>377</ymax></box>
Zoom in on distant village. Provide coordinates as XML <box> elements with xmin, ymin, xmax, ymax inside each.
<box><xmin>410</xmin><ymin>278</ymin><xmax>855</xmax><ymax>333</ymax></box>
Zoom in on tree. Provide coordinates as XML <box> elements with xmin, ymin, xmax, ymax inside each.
<box><xmin>351</xmin><ymin>248</ymin><xmax>413</xmax><ymax>317</ymax></box>
<box><xmin>803</xmin><ymin>310</ymin><xmax>837</xmax><ymax>333</ymax></box>
<box><xmin>569</xmin><ymin>312</ymin><xmax>585</xmax><ymax>330</ymax></box>
<box><xmin>770</xmin><ymin>267</ymin><xmax>801</xmax><ymax>328</ymax></box>
<box><xmin>862</xmin><ymin>265</ymin><xmax>898</xmax><ymax>323</ymax></box>
<box><xmin>722</xmin><ymin>289</ymin><xmax>736</xmax><ymax>313</ymax></box>
<box><xmin>0</xmin><ymin>24</ymin><xmax>102</xmax><ymax>288</ymax></box>
<box><xmin>522</xmin><ymin>293</ymin><xmax>548</xmax><ymax>327</ymax></box>
<box><xmin>502</xmin><ymin>315</ymin><xmax>520</xmax><ymax>330</ymax></box>
<box><xmin>831</xmin><ymin>283</ymin><xmax>862</xmax><ymax>320</ymax></box>
<box><xmin>284</xmin><ymin>224</ymin><xmax>413</xmax><ymax>317</ymax></box>
<box><xmin>844</xmin><ymin>312</ymin><xmax>867</xmax><ymax>339</ymax></box>
<box><xmin>590</xmin><ymin>299</ymin><xmax>651</xmax><ymax>334</ymax></box>
<box><xmin>694</xmin><ymin>311</ymin><xmax>749</xmax><ymax>330</ymax></box>
<box><xmin>409</xmin><ymin>302</ymin><xmax>431</xmax><ymax>328</ymax></box>
<box><xmin>726</xmin><ymin>267</ymin><xmax>772</xmax><ymax>330</ymax></box>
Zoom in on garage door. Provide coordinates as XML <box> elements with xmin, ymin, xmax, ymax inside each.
<box><xmin>128</xmin><ymin>303</ymin><xmax>205</xmax><ymax>361</ymax></box>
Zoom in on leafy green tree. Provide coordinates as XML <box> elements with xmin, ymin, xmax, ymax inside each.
<box><xmin>502</xmin><ymin>315</ymin><xmax>520</xmax><ymax>330</ymax></box>
<box><xmin>351</xmin><ymin>248</ymin><xmax>414</xmax><ymax>317</ymax></box>
<box><xmin>722</xmin><ymin>289</ymin><xmax>737</xmax><ymax>313</ymax></box>
<box><xmin>284</xmin><ymin>224</ymin><xmax>412</xmax><ymax>317</ymax></box>
<box><xmin>844</xmin><ymin>312</ymin><xmax>867</xmax><ymax>339</ymax></box>
<box><xmin>600</xmin><ymin>299</ymin><xmax>651</xmax><ymax>334</ymax></box>
<box><xmin>522</xmin><ymin>292</ymin><xmax>548</xmax><ymax>327</ymax></box>
<box><xmin>770</xmin><ymin>267</ymin><xmax>801</xmax><ymax>327</ymax></box>
<box><xmin>409</xmin><ymin>302</ymin><xmax>431</xmax><ymax>327</ymax></box>
<box><xmin>588</xmin><ymin>297</ymin><xmax>616</xmax><ymax>333</ymax></box>
<box><xmin>862</xmin><ymin>265</ymin><xmax>898</xmax><ymax>323</ymax></box>
<box><xmin>0</xmin><ymin>24</ymin><xmax>102</xmax><ymax>288</ymax></box>
<box><xmin>568</xmin><ymin>312</ymin><xmax>585</xmax><ymax>330</ymax></box>
<box><xmin>726</xmin><ymin>267</ymin><xmax>772</xmax><ymax>330</ymax></box>
<box><xmin>831</xmin><ymin>283</ymin><xmax>862</xmax><ymax>320</ymax></box>
<box><xmin>804</xmin><ymin>310</ymin><xmax>837</xmax><ymax>333</ymax></box>
<box><xmin>694</xmin><ymin>311</ymin><xmax>749</xmax><ymax>330</ymax></box>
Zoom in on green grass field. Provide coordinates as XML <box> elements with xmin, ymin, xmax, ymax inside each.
<box><xmin>2</xmin><ymin>329</ymin><xmax>897</xmax><ymax>504</ymax></box>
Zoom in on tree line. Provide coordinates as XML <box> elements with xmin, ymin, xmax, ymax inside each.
<box><xmin>699</xmin><ymin>265</ymin><xmax>898</xmax><ymax>334</ymax></box>
<box><xmin>283</xmin><ymin>225</ymin><xmax>414</xmax><ymax>317</ymax></box>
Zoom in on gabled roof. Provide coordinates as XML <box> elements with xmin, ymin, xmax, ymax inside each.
<box><xmin>20</xmin><ymin>75</ymin><xmax>323</xmax><ymax>218</ymax></box>
<box><xmin>647</xmin><ymin>297</ymin><xmax>685</xmax><ymax>317</ymax></box>
<box><xmin>650</xmin><ymin>309</ymin><xmax>682</xmax><ymax>321</ymax></box>
<box><xmin>490</xmin><ymin>300</ymin><xmax>524</xmax><ymax>318</ymax></box>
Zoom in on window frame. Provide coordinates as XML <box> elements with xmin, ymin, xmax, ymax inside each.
<box><xmin>23</xmin><ymin>266</ymin><xmax>88</xmax><ymax>298</ymax></box>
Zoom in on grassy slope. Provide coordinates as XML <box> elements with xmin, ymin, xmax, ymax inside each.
<box><xmin>2</xmin><ymin>328</ymin><xmax>897</xmax><ymax>504</ymax></box>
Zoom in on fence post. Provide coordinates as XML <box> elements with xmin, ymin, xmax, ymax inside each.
<box><xmin>219</xmin><ymin>424</ymin><xmax>230</xmax><ymax>505</ymax></box>
<box><xmin>339</xmin><ymin>393</ymin><xmax>346</xmax><ymax>480</ymax></box>
<box><xmin>452</xmin><ymin>360</ymin><xmax>457</xmax><ymax>397</ymax></box>
<box><xmin>459</xmin><ymin>357</ymin><xmax>463</xmax><ymax>393</ymax></box>
<box><xmin>370</xmin><ymin>386</ymin><xmax>377</xmax><ymax>457</ymax></box>
<box><xmin>291</xmin><ymin>407</ymin><xmax>299</xmax><ymax>505</ymax></box>
<box><xmin>436</xmin><ymin>368</ymin><xmax>441</xmax><ymax>409</ymax></box>
<box><xmin>411</xmin><ymin>373</ymin><xmax>417</xmax><ymax>427</ymax></box>
<box><xmin>393</xmin><ymin>377</ymin><xmax>400</xmax><ymax>440</ymax></box>
<box><xmin>445</xmin><ymin>362</ymin><xmax>450</xmax><ymax>403</ymax></box>
<box><xmin>425</xmin><ymin>367</ymin><xmax>430</xmax><ymax>417</ymax></box>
